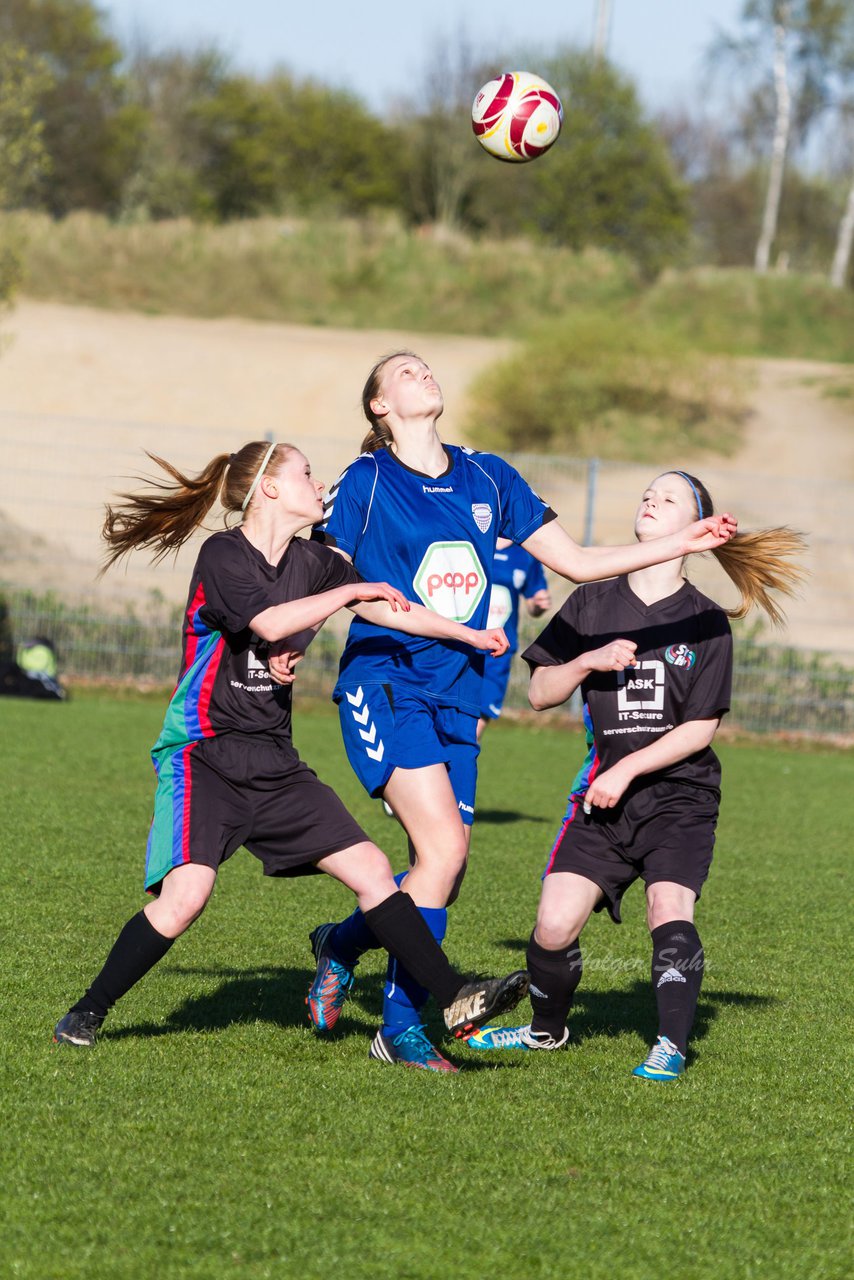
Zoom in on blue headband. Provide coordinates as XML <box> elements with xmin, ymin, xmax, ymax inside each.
<box><xmin>673</xmin><ymin>471</ymin><xmax>704</xmax><ymax>519</ymax></box>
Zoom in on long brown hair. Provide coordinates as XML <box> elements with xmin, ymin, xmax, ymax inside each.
<box><xmin>669</xmin><ymin>471</ymin><xmax>808</xmax><ymax>627</ymax></box>
<box><xmin>359</xmin><ymin>350</ymin><xmax>423</xmax><ymax>454</ymax></box>
<box><xmin>101</xmin><ymin>441</ymin><xmax>293</xmax><ymax>571</ymax></box>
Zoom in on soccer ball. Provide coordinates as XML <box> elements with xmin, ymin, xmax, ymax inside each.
<box><xmin>471</xmin><ymin>71</ymin><xmax>563</xmax><ymax>163</ymax></box>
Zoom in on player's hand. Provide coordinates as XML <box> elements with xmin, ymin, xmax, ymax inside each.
<box><xmin>583</xmin><ymin>762</ymin><xmax>633</xmax><ymax>812</ymax></box>
<box><xmin>268</xmin><ymin>649</ymin><xmax>305</xmax><ymax>686</ymax></box>
<box><xmin>527</xmin><ymin>589</ymin><xmax>552</xmax><ymax>616</ymax></box>
<box><xmin>349</xmin><ymin>582</ymin><xmax>411</xmax><ymax>612</ymax></box>
<box><xmin>680</xmin><ymin>513</ymin><xmax>738</xmax><ymax>554</ymax></box>
<box><xmin>584</xmin><ymin>639</ymin><xmax>638</xmax><ymax>673</ymax></box>
<box><xmin>470</xmin><ymin>628</ymin><xmax>509</xmax><ymax>657</ymax></box>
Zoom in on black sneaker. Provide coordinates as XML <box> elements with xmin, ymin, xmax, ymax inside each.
<box><xmin>443</xmin><ymin>970</ymin><xmax>530</xmax><ymax>1038</ymax></box>
<box><xmin>53</xmin><ymin>1010</ymin><xmax>103</xmax><ymax>1047</ymax></box>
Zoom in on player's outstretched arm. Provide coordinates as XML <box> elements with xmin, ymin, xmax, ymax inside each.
<box><xmin>523</xmin><ymin>516</ymin><xmax>737</xmax><ymax>584</ymax></box>
<box><xmin>529</xmin><ymin>640</ymin><xmax>638</xmax><ymax>710</ymax></box>
<box><xmin>251</xmin><ymin>581</ymin><xmax>409</xmax><ymax>643</ymax></box>
<box><xmin>352</xmin><ymin>598</ymin><xmax>509</xmax><ymax>656</ymax></box>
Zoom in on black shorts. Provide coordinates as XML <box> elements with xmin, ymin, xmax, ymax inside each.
<box><xmin>145</xmin><ymin>733</ymin><xmax>369</xmax><ymax>893</ymax></box>
<box><xmin>542</xmin><ymin>779</ymin><xmax>720</xmax><ymax>923</ymax></box>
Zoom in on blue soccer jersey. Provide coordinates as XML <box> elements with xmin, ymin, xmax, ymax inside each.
<box><xmin>486</xmin><ymin>544</ymin><xmax>549</xmax><ymax>655</ymax></box>
<box><xmin>314</xmin><ymin>445</ymin><xmax>554</xmax><ymax>715</ymax></box>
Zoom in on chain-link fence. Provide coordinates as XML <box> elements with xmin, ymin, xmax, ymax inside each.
<box><xmin>2</xmin><ymin>409</ymin><xmax>853</xmax><ymax>736</ymax></box>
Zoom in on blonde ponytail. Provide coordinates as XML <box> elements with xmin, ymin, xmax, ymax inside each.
<box><xmin>713</xmin><ymin>528</ymin><xmax>808</xmax><ymax>627</ymax></box>
<box><xmin>101</xmin><ymin>441</ymin><xmax>293</xmax><ymax>571</ymax></box>
<box><xmin>668</xmin><ymin>471</ymin><xmax>807</xmax><ymax>627</ymax></box>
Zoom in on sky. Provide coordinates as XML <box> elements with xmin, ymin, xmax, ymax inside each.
<box><xmin>99</xmin><ymin>0</ymin><xmax>748</xmax><ymax>115</ymax></box>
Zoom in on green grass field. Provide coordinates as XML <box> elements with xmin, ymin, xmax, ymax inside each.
<box><xmin>1</xmin><ymin>694</ymin><xmax>850</xmax><ymax>1280</ymax></box>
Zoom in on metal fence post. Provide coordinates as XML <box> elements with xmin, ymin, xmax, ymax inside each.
<box><xmin>583</xmin><ymin>457</ymin><xmax>599</xmax><ymax>546</ymax></box>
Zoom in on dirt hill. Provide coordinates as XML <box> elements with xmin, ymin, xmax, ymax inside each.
<box><xmin>1</xmin><ymin>301</ymin><xmax>851</xmax><ymax>653</ymax></box>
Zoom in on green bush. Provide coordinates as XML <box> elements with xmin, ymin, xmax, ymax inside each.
<box><xmin>464</xmin><ymin>308</ymin><xmax>747</xmax><ymax>460</ymax></box>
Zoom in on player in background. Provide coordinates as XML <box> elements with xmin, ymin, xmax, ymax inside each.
<box><xmin>53</xmin><ymin>441</ymin><xmax>530</xmax><ymax>1062</ymax></box>
<box><xmin>465</xmin><ymin>471</ymin><xmax>806</xmax><ymax>1080</ymax></box>
<box><xmin>477</xmin><ymin>538</ymin><xmax>551</xmax><ymax>740</ymax></box>
<box><xmin>296</xmin><ymin>351</ymin><xmax>738</xmax><ymax>1072</ymax></box>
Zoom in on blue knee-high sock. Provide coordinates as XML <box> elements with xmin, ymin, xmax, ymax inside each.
<box><xmin>330</xmin><ymin>872</ymin><xmax>409</xmax><ymax>967</ymax></box>
<box><xmin>382</xmin><ymin>901</ymin><xmax>448</xmax><ymax>1037</ymax></box>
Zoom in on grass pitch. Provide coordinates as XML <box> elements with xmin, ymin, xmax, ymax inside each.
<box><xmin>0</xmin><ymin>694</ymin><xmax>850</xmax><ymax>1280</ymax></box>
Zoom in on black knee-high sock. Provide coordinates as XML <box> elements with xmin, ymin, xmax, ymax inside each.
<box><xmin>70</xmin><ymin>910</ymin><xmax>175</xmax><ymax>1020</ymax></box>
<box><xmin>363</xmin><ymin>893</ymin><xmax>462</xmax><ymax>1010</ymax></box>
<box><xmin>650</xmin><ymin>919</ymin><xmax>704</xmax><ymax>1056</ymax></box>
<box><xmin>528</xmin><ymin>931</ymin><xmax>582</xmax><ymax>1039</ymax></box>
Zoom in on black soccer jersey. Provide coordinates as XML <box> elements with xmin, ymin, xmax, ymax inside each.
<box><xmin>152</xmin><ymin>529</ymin><xmax>361</xmax><ymax>755</ymax></box>
<box><xmin>523</xmin><ymin>577</ymin><xmax>732</xmax><ymax>792</ymax></box>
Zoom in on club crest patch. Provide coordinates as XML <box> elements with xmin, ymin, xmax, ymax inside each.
<box><xmin>665</xmin><ymin>643</ymin><xmax>696</xmax><ymax>669</ymax></box>
<box><xmin>472</xmin><ymin>502</ymin><xmax>493</xmax><ymax>533</ymax></box>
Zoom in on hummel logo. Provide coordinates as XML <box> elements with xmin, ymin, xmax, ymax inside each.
<box><xmin>657</xmin><ymin>966</ymin><xmax>687</xmax><ymax>987</ymax></box>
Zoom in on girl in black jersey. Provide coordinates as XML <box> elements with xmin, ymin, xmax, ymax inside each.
<box><xmin>53</xmin><ymin>441</ymin><xmax>531</xmax><ymax>1064</ymax></box>
<box><xmin>466</xmin><ymin>470</ymin><xmax>806</xmax><ymax>1080</ymax></box>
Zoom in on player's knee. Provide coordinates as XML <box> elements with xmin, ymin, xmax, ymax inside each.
<box><xmin>151</xmin><ymin>869</ymin><xmax>214</xmax><ymax>935</ymax></box>
<box><xmin>445</xmin><ymin>857</ymin><xmax>470</xmax><ymax>906</ymax></box>
<box><xmin>171</xmin><ymin>891</ymin><xmax>210</xmax><ymax>932</ymax></box>
<box><xmin>646</xmin><ymin>883</ymin><xmax>695</xmax><ymax>931</ymax></box>
<box><xmin>534</xmin><ymin>910</ymin><xmax>577</xmax><ymax>951</ymax></box>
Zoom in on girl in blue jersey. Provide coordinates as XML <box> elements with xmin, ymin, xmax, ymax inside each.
<box><xmin>477</xmin><ymin>538</ymin><xmax>551</xmax><ymax>740</ymax></box>
<box><xmin>465</xmin><ymin>471</ymin><xmax>805</xmax><ymax>1080</ymax></box>
<box><xmin>300</xmin><ymin>351</ymin><xmax>739</xmax><ymax>1072</ymax></box>
<box><xmin>52</xmin><ymin>440</ymin><xmax>530</xmax><ymax>1057</ymax></box>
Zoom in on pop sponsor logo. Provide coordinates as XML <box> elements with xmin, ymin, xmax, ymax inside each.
<box><xmin>413</xmin><ymin>541</ymin><xmax>487</xmax><ymax>622</ymax></box>
<box><xmin>487</xmin><ymin>584</ymin><xmax>513</xmax><ymax>630</ymax></box>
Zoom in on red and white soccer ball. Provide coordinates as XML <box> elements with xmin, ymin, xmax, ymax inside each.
<box><xmin>471</xmin><ymin>71</ymin><xmax>563</xmax><ymax>163</ymax></box>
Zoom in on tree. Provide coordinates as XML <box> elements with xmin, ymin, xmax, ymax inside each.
<box><xmin>829</xmin><ymin>175</ymin><xmax>854</xmax><ymax>285</ymax></box>
<box><xmin>121</xmin><ymin>44</ymin><xmax>230</xmax><ymax>219</ymax></box>
<box><xmin>709</xmin><ymin>1</ymin><xmax>853</xmax><ymax>273</ymax></box>
<box><xmin>0</xmin><ymin>0</ymin><xmax>145</xmax><ymax>213</ymax></box>
<box><xmin>755</xmin><ymin>5</ymin><xmax>792</xmax><ymax>272</ymax></box>
<box><xmin>0</xmin><ymin>42</ymin><xmax>51</xmax><ymax>208</ymax></box>
<box><xmin>827</xmin><ymin>11</ymin><xmax>854</xmax><ymax>286</ymax></box>
<box><xmin>0</xmin><ymin>42</ymin><xmax>51</xmax><ymax>312</ymax></box>
<box><xmin>263</xmin><ymin>73</ymin><xmax>404</xmax><ymax>216</ymax></box>
<box><xmin>397</xmin><ymin>33</ymin><xmax>497</xmax><ymax>229</ymax></box>
<box><xmin>489</xmin><ymin>51</ymin><xmax>691</xmax><ymax>276</ymax></box>
<box><xmin>658</xmin><ymin>105</ymin><xmax>840</xmax><ymax>271</ymax></box>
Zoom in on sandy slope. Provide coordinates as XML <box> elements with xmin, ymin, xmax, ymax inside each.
<box><xmin>1</xmin><ymin>301</ymin><xmax>852</xmax><ymax>652</ymax></box>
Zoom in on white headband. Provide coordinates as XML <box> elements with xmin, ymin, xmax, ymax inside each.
<box><xmin>241</xmin><ymin>442</ymin><xmax>277</xmax><ymax>512</ymax></box>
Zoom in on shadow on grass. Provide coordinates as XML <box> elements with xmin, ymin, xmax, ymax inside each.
<box><xmin>104</xmin><ymin>966</ymin><xmax>531</xmax><ymax>1070</ymax></box>
<box><xmin>476</xmin><ymin>808</ymin><xmax>550</xmax><ymax>825</ymax></box>
<box><xmin>567</xmin><ymin>983</ymin><xmax>775</xmax><ymax>1058</ymax></box>
<box><xmin>106</xmin><ymin>964</ymin><xmax>367</xmax><ymax>1040</ymax></box>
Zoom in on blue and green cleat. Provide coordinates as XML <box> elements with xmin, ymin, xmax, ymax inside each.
<box><xmin>306</xmin><ymin>923</ymin><xmax>355</xmax><ymax>1032</ymax></box>
<box><xmin>632</xmin><ymin>1035</ymin><xmax>686</xmax><ymax>1082</ymax></box>
<box><xmin>369</xmin><ymin>1025</ymin><xmax>458</xmax><ymax>1073</ymax></box>
<box><xmin>465</xmin><ymin>1023</ymin><xmax>569</xmax><ymax>1051</ymax></box>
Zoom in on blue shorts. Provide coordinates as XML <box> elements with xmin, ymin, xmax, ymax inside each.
<box><xmin>479</xmin><ymin>653</ymin><xmax>513</xmax><ymax>720</ymax></box>
<box><xmin>336</xmin><ymin>684</ymin><xmax>480</xmax><ymax>825</ymax></box>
